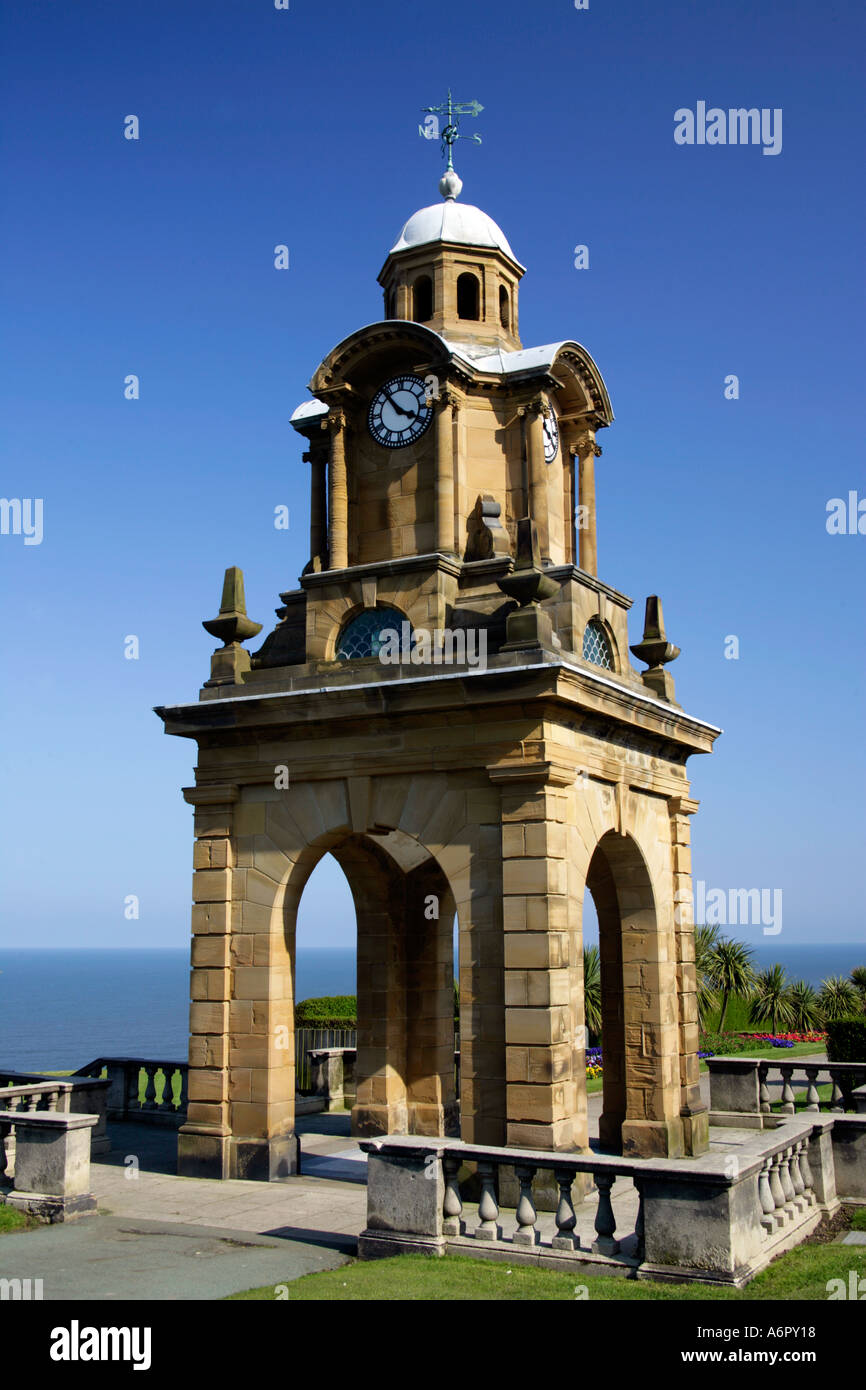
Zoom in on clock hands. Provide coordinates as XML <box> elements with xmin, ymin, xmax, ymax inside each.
<box><xmin>382</xmin><ymin>387</ymin><xmax>418</xmax><ymax>422</ymax></box>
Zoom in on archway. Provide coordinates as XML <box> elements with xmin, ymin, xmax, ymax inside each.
<box><xmin>286</xmin><ymin>828</ymin><xmax>459</xmax><ymax>1140</ymax></box>
<box><xmin>584</xmin><ymin>831</ymin><xmax>662</xmax><ymax>1154</ymax></box>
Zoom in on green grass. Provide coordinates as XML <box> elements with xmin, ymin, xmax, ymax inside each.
<box><xmin>851</xmin><ymin>1209</ymin><xmax>866</xmax><ymax>1232</ymax></box>
<box><xmin>227</xmin><ymin>1239</ymin><xmax>866</xmax><ymax>1301</ymax></box>
<box><xmin>0</xmin><ymin>1204</ymin><xmax>36</xmax><ymax>1236</ymax></box>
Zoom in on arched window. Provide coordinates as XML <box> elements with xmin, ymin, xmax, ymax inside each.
<box><xmin>457</xmin><ymin>272</ymin><xmax>480</xmax><ymax>321</ymax></box>
<box><xmin>412</xmin><ymin>275</ymin><xmax>433</xmax><ymax>323</ymax></box>
<box><xmin>336</xmin><ymin>607</ymin><xmax>410</xmax><ymax>660</ymax></box>
<box><xmin>499</xmin><ymin>284</ymin><xmax>510</xmax><ymax>329</ymax></box>
<box><xmin>582</xmin><ymin>619</ymin><xmax>614</xmax><ymax>671</ymax></box>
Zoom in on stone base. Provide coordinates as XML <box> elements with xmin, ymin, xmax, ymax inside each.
<box><xmin>358</xmin><ymin>1230</ymin><xmax>445</xmax><ymax>1260</ymax></box>
<box><xmin>681</xmin><ymin>1105</ymin><xmax>710</xmax><ymax>1156</ymax></box>
<box><xmin>621</xmin><ymin>1117</ymin><xmax>684</xmax><ymax>1159</ymax></box>
<box><xmin>5</xmin><ymin>1191</ymin><xmax>97</xmax><ymax>1223</ymax></box>
<box><xmin>177</xmin><ymin>1128</ymin><xmax>230</xmax><ymax>1179</ymax></box>
<box><xmin>177</xmin><ymin>1128</ymin><xmax>299</xmax><ymax>1180</ymax></box>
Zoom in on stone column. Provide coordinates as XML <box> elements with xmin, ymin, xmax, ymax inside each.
<box><xmin>574</xmin><ymin>431</ymin><xmax>601</xmax><ymax>576</ymax></box>
<box><xmin>178</xmin><ymin>783</ymin><xmax>238</xmax><ymax>1180</ymax></box>
<box><xmin>434</xmin><ymin>388</ymin><xmax>457</xmax><ymax>555</ymax></box>
<box><xmin>522</xmin><ymin>397</ymin><xmax>551</xmax><ymax>564</ymax></box>
<box><xmin>669</xmin><ymin>794</ymin><xmax>709</xmax><ymax>1156</ymax></box>
<box><xmin>493</xmin><ymin>758</ymin><xmax>588</xmax><ymax>1153</ymax></box>
<box><xmin>307</xmin><ymin>443</ymin><xmax>328</xmax><ymax>567</ymax></box>
<box><xmin>326</xmin><ymin>407</ymin><xmax>348</xmax><ymax>571</ymax></box>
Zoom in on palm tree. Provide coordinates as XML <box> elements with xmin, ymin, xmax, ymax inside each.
<box><xmin>706</xmin><ymin>937</ymin><xmax>756</xmax><ymax>1032</ymax></box>
<box><xmin>850</xmin><ymin>966</ymin><xmax>866</xmax><ymax>1011</ymax></box>
<box><xmin>817</xmin><ymin>975</ymin><xmax>859</xmax><ymax>1021</ymax></box>
<box><xmin>749</xmin><ymin>965</ymin><xmax>795</xmax><ymax>1034</ymax></box>
<box><xmin>788</xmin><ymin>980</ymin><xmax>822</xmax><ymax>1032</ymax></box>
<box><xmin>583</xmin><ymin>945</ymin><xmax>602</xmax><ymax>1041</ymax></box>
<box><xmin>694</xmin><ymin>924</ymin><xmax>720</xmax><ymax>1031</ymax></box>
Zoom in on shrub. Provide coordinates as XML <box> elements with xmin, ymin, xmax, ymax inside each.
<box><xmin>825</xmin><ymin>1016</ymin><xmax>866</xmax><ymax>1063</ymax></box>
<box><xmin>295</xmin><ymin>996</ymin><xmax>357</xmax><ymax>1027</ymax></box>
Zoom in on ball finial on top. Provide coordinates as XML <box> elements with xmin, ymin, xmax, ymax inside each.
<box><xmin>439</xmin><ymin>169</ymin><xmax>463</xmax><ymax>200</ymax></box>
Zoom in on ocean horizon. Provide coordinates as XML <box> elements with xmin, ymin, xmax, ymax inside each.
<box><xmin>0</xmin><ymin>942</ymin><xmax>862</xmax><ymax>1074</ymax></box>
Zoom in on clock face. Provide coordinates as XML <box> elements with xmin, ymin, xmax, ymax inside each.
<box><xmin>543</xmin><ymin>400</ymin><xmax>559</xmax><ymax>463</ymax></box>
<box><xmin>368</xmin><ymin>375</ymin><xmax>433</xmax><ymax>449</ymax></box>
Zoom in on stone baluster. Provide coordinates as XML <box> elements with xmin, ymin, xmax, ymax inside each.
<box><xmin>442</xmin><ymin>1155</ymin><xmax>464</xmax><ymax>1236</ymax></box>
<box><xmin>758</xmin><ymin>1063</ymin><xmax>771</xmax><ymax>1115</ymax></box>
<box><xmin>142</xmin><ymin>1065</ymin><xmax>158</xmax><ymax>1113</ymax></box>
<box><xmin>758</xmin><ymin>1158</ymin><xmax>776</xmax><ymax>1235</ymax></box>
<box><xmin>789</xmin><ymin>1142</ymin><xmax>807</xmax><ymax>1211</ymax></box>
<box><xmin>778</xmin><ymin>1148</ymin><xmax>796</xmax><ymax>1220</ymax></box>
<box><xmin>591</xmin><ymin>1174</ymin><xmax>619</xmax><ymax>1256</ymax></box>
<box><xmin>779</xmin><ymin>1066</ymin><xmax>795</xmax><ymax>1115</ymax></box>
<box><xmin>513</xmin><ymin>1165</ymin><xmax>540</xmax><ymax>1246</ymax></box>
<box><xmin>46</xmin><ymin>1088</ymin><xmax>60</xmax><ymax>1113</ymax></box>
<box><xmin>0</xmin><ymin>1119</ymin><xmax>9</xmax><ymax>1180</ymax></box>
<box><xmin>829</xmin><ymin>1069</ymin><xmax>845</xmax><ymax>1113</ymax></box>
<box><xmin>177</xmin><ymin>1067</ymin><xmax>189</xmax><ymax>1115</ymax></box>
<box><xmin>475</xmin><ymin>1162</ymin><xmax>502</xmax><ymax>1242</ymax></box>
<box><xmin>125</xmin><ymin>1064</ymin><xmax>139</xmax><ymax>1118</ymax></box>
<box><xmin>804</xmin><ymin>1067</ymin><xmax>821</xmax><ymax>1113</ymax></box>
<box><xmin>796</xmin><ymin>1137</ymin><xmax>816</xmax><ymax>1206</ymax></box>
<box><xmin>769</xmin><ymin>1153</ymin><xmax>787</xmax><ymax>1225</ymax></box>
<box><xmin>552</xmin><ymin>1168</ymin><xmax>579</xmax><ymax>1251</ymax></box>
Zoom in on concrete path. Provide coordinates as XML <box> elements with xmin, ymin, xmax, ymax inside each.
<box><xmin>0</xmin><ymin>1216</ymin><xmax>348</xmax><ymax>1301</ymax></box>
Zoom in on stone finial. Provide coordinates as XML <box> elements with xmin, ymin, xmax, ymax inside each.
<box><xmin>496</xmin><ymin>518</ymin><xmax>561</xmax><ymax>651</ymax></box>
<box><xmin>629</xmin><ymin>595</ymin><xmax>680</xmax><ymax>702</ymax></box>
<box><xmin>202</xmin><ymin>567</ymin><xmax>262</xmax><ymax>686</ymax></box>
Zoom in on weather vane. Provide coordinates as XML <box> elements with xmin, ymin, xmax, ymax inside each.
<box><xmin>419</xmin><ymin>90</ymin><xmax>483</xmax><ymax>173</ymax></box>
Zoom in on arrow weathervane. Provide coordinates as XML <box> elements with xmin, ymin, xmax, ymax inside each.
<box><xmin>419</xmin><ymin>90</ymin><xmax>483</xmax><ymax>172</ymax></box>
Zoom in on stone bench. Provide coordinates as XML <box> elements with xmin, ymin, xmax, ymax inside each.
<box><xmin>0</xmin><ymin>1111</ymin><xmax>99</xmax><ymax>1222</ymax></box>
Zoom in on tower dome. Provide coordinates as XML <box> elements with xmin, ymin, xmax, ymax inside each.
<box><xmin>389</xmin><ymin>198</ymin><xmax>522</xmax><ymax>268</ymax></box>
<box><xmin>379</xmin><ymin>176</ymin><xmax>524</xmax><ymax>350</ymax></box>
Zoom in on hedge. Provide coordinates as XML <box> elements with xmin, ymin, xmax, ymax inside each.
<box><xmin>825</xmin><ymin>1016</ymin><xmax>866</xmax><ymax>1064</ymax></box>
<box><xmin>295</xmin><ymin>995</ymin><xmax>357</xmax><ymax>1027</ymax></box>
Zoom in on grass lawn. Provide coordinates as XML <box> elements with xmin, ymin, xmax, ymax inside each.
<box><xmin>0</xmin><ymin>1204</ymin><xmax>36</xmax><ymax>1236</ymax></box>
<box><xmin>228</xmin><ymin>1236</ymin><xmax>866</xmax><ymax>1301</ymax></box>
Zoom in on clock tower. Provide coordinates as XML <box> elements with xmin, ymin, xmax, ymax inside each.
<box><xmin>158</xmin><ymin>166</ymin><xmax>720</xmax><ymax>1182</ymax></box>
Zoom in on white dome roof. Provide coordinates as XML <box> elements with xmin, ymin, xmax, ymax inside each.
<box><xmin>389</xmin><ymin>199</ymin><xmax>521</xmax><ymax>265</ymax></box>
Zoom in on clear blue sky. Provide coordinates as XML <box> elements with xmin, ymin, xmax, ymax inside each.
<box><xmin>1</xmin><ymin>0</ymin><xmax>863</xmax><ymax>950</ymax></box>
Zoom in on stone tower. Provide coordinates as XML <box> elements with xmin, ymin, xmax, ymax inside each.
<box><xmin>156</xmin><ymin>171</ymin><xmax>720</xmax><ymax>1181</ymax></box>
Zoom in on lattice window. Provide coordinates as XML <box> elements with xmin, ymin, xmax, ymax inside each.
<box><xmin>582</xmin><ymin>619</ymin><xmax>614</xmax><ymax>671</ymax></box>
<box><xmin>336</xmin><ymin>608</ymin><xmax>408</xmax><ymax>660</ymax></box>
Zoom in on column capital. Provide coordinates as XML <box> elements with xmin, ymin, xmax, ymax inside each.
<box><xmin>518</xmin><ymin>393</ymin><xmax>549</xmax><ymax>419</ymax></box>
<box><xmin>571</xmin><ymin>430</ymin><xmax>602</xmax><ymax>459</ymax></box>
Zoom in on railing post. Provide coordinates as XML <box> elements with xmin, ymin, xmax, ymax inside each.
<box><xmin>552</xmin><ymin>1168</ymin><xmax>578</xmax><ymax>1251</ymax></box>
<box><xmin>474</xmin><ymin>1161</ymin><xmax>502</xmax><ymax>1242</ymax></box>
<box><xmin>513</xmin><ymin>1164</ymin><xmax>540</xmax><ymax>1246</ymax></box>
<box><xmin>591</xmin><ymin>1174</ymin><xmax>619</xmax><ymax>1256</ymax></box>
<box><xmin>442</xmin><ymin>1155</ymin><xmax>464</xmax><ymax>1236</ymax></box>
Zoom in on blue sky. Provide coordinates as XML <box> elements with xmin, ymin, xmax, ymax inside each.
<box><xmin>1</xmin><ymin>0</ymin><xmax>863</xmax><ymax>951</ymax></box>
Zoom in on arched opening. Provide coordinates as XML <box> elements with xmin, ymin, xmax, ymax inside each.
<box><xmin>582</xmin><ymin>618</ymin><xmax>615</xmax><ymax>672</ymax></box>
<box><xmin>499</xmin><ymin>284</ymin><xmax>510</xmax><ymax>329</ymax></box>
<box><xmin>584</xmin><ymin>832</ymin><xmax>664</xmax><ymax>1155</ymax></box>
<box><xmin>288</xmin><ymin>829</ymin><xmax>459</xmax><ymax>1142</ymax></box>
<box><xmin>456</xmin><ymin>272</ymin><xmax>480</xmax><ymax>321</ymax></box>
<box><xmin>336</xmin><ymin>606</ymin><xmax>409</xmax><ymax>660</ymax></box>
<box><xmin>412</xmin><ymin>274</ymin><xmax>433</xmax><ymax>323</ymax></box>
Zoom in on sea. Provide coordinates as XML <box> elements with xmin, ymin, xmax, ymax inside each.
<box><xmin>0</xmin><ymin>942</ymin><xmax>862</xmax><ymax>1074</ymax></box>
